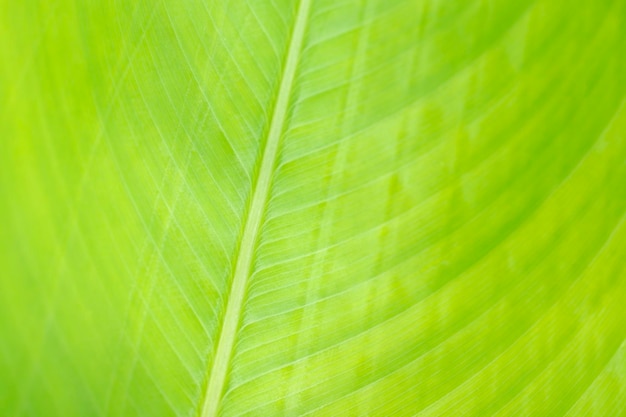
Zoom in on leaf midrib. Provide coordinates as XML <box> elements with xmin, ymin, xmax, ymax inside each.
<box><xmin>199</xmin><ymin>1</ymin><xmax>311</xmax><ymax>416</ymax></box>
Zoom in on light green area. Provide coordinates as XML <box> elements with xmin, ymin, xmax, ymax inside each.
<box><xmin>1</xmin><ymin>0</ymin><xmax>626</xmax><ymax>416</ymax></box>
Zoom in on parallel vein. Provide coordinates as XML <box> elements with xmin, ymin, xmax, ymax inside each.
<box><xmin>199</xmin><ymin>1</ymin><xmax>311</xmax><ymax>416</ymax></box>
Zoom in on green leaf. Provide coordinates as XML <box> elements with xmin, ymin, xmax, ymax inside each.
<box><xmin>1</xmin><ymin>0</ymin><xmax>625</xmax><ymax>416</ymax></box>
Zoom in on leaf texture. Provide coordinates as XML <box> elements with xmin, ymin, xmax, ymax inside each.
<box><xmin>1</xmin><ymin>0</ymin><xmax>626</xmax><ymax>416</ymax></box>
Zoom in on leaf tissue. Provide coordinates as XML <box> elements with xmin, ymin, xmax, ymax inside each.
<box><xmin>1</xmin><ymin>0</ymin><xmax>625</xmax><ymax>416</ymax></box>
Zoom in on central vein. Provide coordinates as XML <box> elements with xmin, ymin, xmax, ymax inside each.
<box><xmin>200</xmin><ymin>1</ymin><xmax>311</xmax><ymax>416</ymax></box>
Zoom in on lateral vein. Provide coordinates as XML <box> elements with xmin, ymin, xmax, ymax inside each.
<box><xmin>200</xmin><ymin>0</ymin><xmax>311</xmax><ymax>415</ymax></box>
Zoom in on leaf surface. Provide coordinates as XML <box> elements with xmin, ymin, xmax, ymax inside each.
<box><xmin>1</xmin><ymin>0</ymin><xmax>626</xmax><ymax>416</ymax></box>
